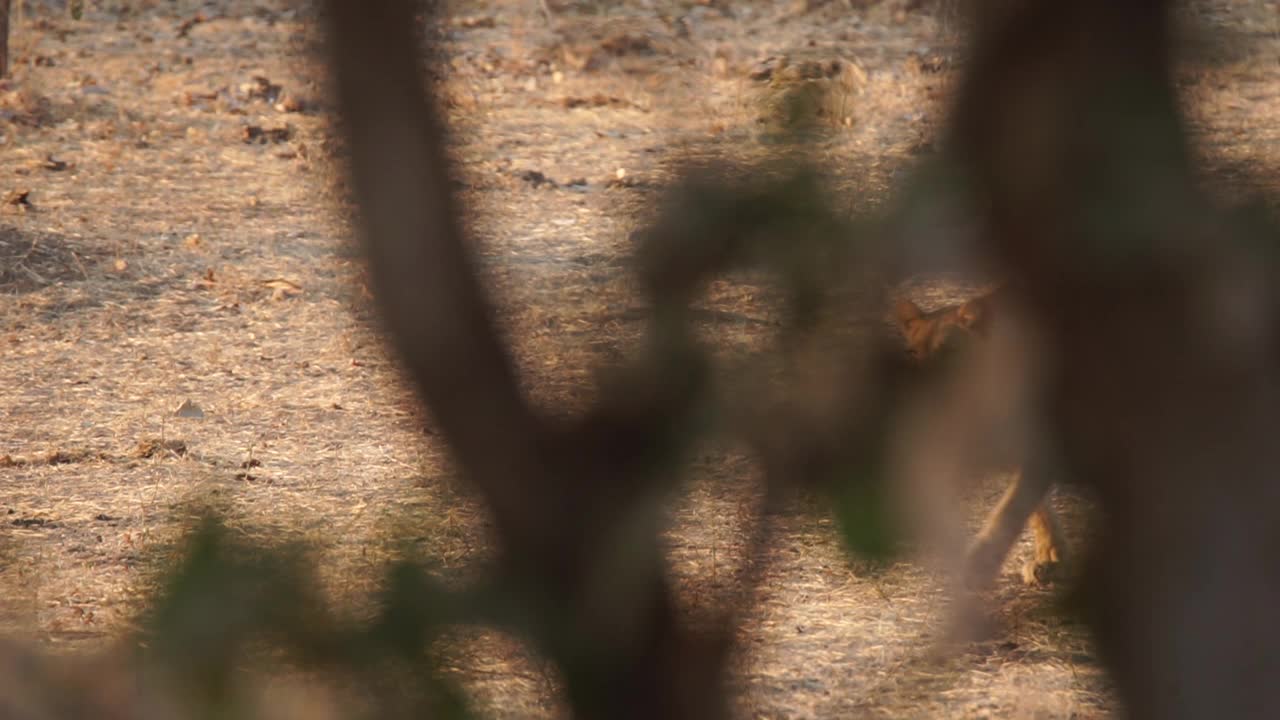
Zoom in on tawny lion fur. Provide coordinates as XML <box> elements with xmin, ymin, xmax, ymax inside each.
<box><xmin>893</xmin><ymin>286</ymin><xmax>1068</xmax><ymax>588</ymax></box>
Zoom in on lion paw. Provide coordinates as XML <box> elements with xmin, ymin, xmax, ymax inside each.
<box><xmin>1020</xmin><ymin>558</ymin><xmax>1066</xmax><ymax>587</ymax></box>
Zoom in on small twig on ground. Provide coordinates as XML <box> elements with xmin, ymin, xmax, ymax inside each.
<box><xmin>537</xmin><ymin>0</ymin><xmax>556</xmax><ymax>28</ymax></box>
<box><xmin>19</xmin><ymin>263</ymin><xmax>46</xmax><ymax>285</ymax></box>
<box><xmin>69</xmin><ymin>251</ymin><xmax>89</xmax><ymax>280</ymax></box>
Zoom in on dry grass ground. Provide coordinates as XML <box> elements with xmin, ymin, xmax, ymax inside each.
<box><xmin>1</xmin><ymin>0</ymin><xmax>1277</xmax><ymax>717</ymax></box>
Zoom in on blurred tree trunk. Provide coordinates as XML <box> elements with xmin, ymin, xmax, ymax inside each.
<box><xmin>0</xmin><ymin>0</ymin><xmax>10</xmax><ymax>78</ymax></box>
<box><xmin>952</xmin><ymin>2</ymin><xmax>1280</xmax><ymax>717</ymax></box>
<box><xmin>321</xmin><ymin>2</ymin><xmax>731</xmax><ymax>718</ymax></box>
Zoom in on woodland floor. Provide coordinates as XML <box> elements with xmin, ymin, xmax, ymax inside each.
<box><xmin>2</xmin><ymin>0</ymin><xmax>1278</xmax><ymax>717</ymax></box>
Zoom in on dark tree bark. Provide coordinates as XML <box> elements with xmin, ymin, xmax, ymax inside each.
<box><xmin>950</xmin><ymin>2</ymin><xmax>1280</xmax><ymax>718</ymax></box>
<box><xmin>0</xmin><ymin>0</ymin><xmax>10</xmax><ymax>78</ymax></box>
<box><xmin>320</xmin><ymin>2</ymin><xmax>732</xmax><ymax>718</ymax></box>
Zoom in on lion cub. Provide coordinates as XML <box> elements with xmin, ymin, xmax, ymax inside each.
<box><xmin>893</xmin><ymin>286</ymin><xmax>1068</xmax><ymax>588</ymax></box>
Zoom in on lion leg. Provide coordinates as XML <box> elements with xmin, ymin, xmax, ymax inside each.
<box><xmin>1020</xmin><ymin>499</ymin><xmax>1069</xmax><ymax>586</ymax></box>
<box><xmin>963</xmin><ymin>468</ymin><xmax>1053</xmax><ymax>590</ymax></box>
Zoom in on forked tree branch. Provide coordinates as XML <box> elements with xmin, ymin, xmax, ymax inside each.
<box><xmin>322</xmin><ymin>1</ymin><xmax>549</xmax><ymax>539</ymax></box>
<box><xmin>322</xmin><ymin>3</ymin><xmax>734</xmax><ymax>717</ymax></box>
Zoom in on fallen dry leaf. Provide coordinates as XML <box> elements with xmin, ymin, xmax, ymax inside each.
<box><xmin>174</xmin><ymin>399</ymin><xmax>205</xmax><ymax>419</ymax></box>
<box><xmin>3</xmin><ymin>189</ymin><xmax>32</xmax><ymax>212</ymax></box>
<box><xmin>261</xmin><ymin>277</ymin><xmax>301</xmax><ymax>291</ymax></box>
<box><xmin>262</xmin><ymin>277</ymin><xmax>303</xmax><ymax>300</ymax></box>
<box><xmin>452</xmin><ymin>15</ymin><xmax>496</xmax><ymax>29</ymax></box>
<box><xmin>274</xmin><ymin>96</ymin><xmax>304</xmax><ymax>113</ymax></box>
<box><xmin>242</xmin><ymin>124</ymin><xmax>292</xmax><ymax>144</ymax></box>
<box><xmin>239</xmin><ymin>76</ymin><xmax>283</xmax><ymax>104</ymax></box>
<box><xmin>132</xmin><ymin>438</ymin><xmax>188</xmax><ymax>459</ymax></box>
<box><xmin>176</xmin><ymin>12</ymin><xmax>206</xmax><ymax>39</ymax></box>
